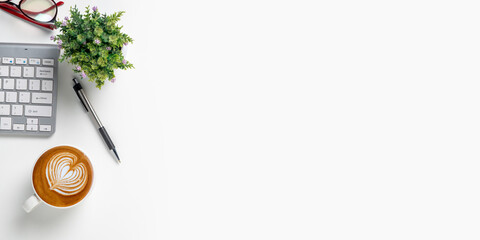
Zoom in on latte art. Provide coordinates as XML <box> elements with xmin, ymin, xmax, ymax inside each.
<box><xmin>46</xmin><ymin>152</ymin><xmax>88</xmax><ymax>196</ymax></box>
<box><xmin>33</xmin><ymin>146</ymin><xmax>93</xmax><ymax>207</ymax></box>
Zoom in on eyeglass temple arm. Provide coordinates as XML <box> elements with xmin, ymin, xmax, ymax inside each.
<box><xmin>0</xmin><ymin>5</ymin><xmax>55</xmax><ymax>30</ymax></box>
<box><xmin>21</xmin><ymin>1</ymin><xmax>63</xmax><ymax>15</ymax></box>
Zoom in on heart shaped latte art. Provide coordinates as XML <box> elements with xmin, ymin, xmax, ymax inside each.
<box><xmin>46</xmin><ymin>152</ymin><xmax>88</xmax><ymax>196</ymax></box>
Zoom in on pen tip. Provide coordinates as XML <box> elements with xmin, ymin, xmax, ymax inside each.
<box><xmin>113</xmin><ymin>149</ymin><xmax>121</xmax><ymax>163</ymax></box>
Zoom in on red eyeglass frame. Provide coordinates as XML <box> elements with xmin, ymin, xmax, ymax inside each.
<box><xmin>0</xmin><ymin>0</ymin><xmax>64</xmax><ymax>30</ymax></box>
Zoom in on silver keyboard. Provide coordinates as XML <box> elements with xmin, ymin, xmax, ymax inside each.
<box><xmin>0</xmin><ymin>43</ymin><xmax>59</xmax><ymax>136</ymax></box>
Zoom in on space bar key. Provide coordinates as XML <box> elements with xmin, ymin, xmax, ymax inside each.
<box><xmin>25</xmin><ymin>105</ymin><xmax>52</xmax><ymax>117</ymax></box>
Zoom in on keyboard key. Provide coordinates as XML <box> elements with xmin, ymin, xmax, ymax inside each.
<box><xmin>6</xmin><ymin>92</ymin><xmax>17</xmax><ymax>103</ymax></box>
<box><xmin>29</xmin><ymin>80</ymin><xmax>40</xmax><ymax>91</ymax></box>
<box><xmin>36</xmin><ymin>67</ymin><xmax>53</xmax><ymax>78</ymax></box>
<box><xmin>13</xmin><ymin>124</ymin><xmax>25</xmax><ymax>131</ymax></box>
<box><xmin>16</xmin><ymin>58</ymin><xmax>27</xmax><ymax>64</ymax></box>
<box><xmin>23</xmin><ymin>67</ymin><xmax>34</xmax><ymax>78</ymax></box>
<box><xmin>26</xmin><ymin>124</ymin><xmax>38</xmax><ymax>131</ymax></box>
<box><xmin>41</xmin><ymin>80</ymin><xmax>53</xmax><ymax>91</ymax></box>
<box><xmin>19</xmin><ymin>92</ymin><xmax>30</xmax><ymax>103</ymax></box>
<box><xmin>0</xmin><ymin>105</ymin><xmax>9</xmax><ymax>115</ymax></box>
<box><xmin>3</xmin><ymin>79</ymin><xmax>14</xmax><ymax>89</ymax></box>
<box><xmin>32</xmin><ymin>92</ymin><xmax>52</xmax><ymax>104</ymax></box>
<box><xmin>11</xmin><ymin>105</ymin><xmax>22</xmax><ymax>116</ymax></box>
<box><xmin>0</xmin><ymin>66</ymin><xmax>8</xmax><ymax>77</ymax></box>
<box><xmin>39</xmin><ymin>125</ymin><xmax>51</xmax><ymax>131</ymax></box>
<box><xmin>42</xmin><ymin>59</ymin><xmax>54</xmax><ymax>66</ymax></box>
<box><xmin>2</xmin><ymin>57</ymin><xmax>13</xmax><ymax>64</ymax></box>
<box><xmin>25</xmin><ymin>105</ymin><xmax>52</xmax><ymax>117</ymax></box>
<box><xmin>26</xmin><ymin>118</ymin><xmax>38</xmax><ymax>124</ymax></box>
<box><xmin>0</xmin><ymin>92</ymin><xmax>4</xmax><ymax>102</ymax></box>
<box><xmin>16</xmin><ymin>79</ymin><xmax>27</xmax><ymax>90</ymax></box>
<box><xmin>0</xmin><ymin>117</ymin><xmax>11</xmax><ymax>130</ymax></box>
<box><xmin>29</xmin><ymin>58</ymin><xmax>40</xmax><ymax>65</ymax></box>
<box><xmin>10</xmin><ymin>66</ymin><xmax>21</xmax><ymax>77</ymax></box>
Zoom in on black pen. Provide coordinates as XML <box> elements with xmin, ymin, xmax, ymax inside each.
<box><xmin>72</xmin><ymin>78</ymin><xmax>121</xmax><ymax>163</ymax></box>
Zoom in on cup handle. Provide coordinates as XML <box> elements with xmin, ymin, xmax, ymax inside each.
<box><xmin>23</xmin><ymin>194</ymin><xmax>41</xmax><ymax>213</ymax></box>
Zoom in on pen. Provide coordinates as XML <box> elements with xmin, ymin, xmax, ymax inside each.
<box><xmin>72</xmin><ymin>78</ymin><xmax>121</xmax><ymax>163</ymax></box>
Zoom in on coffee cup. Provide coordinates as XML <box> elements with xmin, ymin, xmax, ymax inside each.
<box><xmin>23</xmin><ymin>145</ymin><xmax>94</xmax><ymax>213</ymax></box>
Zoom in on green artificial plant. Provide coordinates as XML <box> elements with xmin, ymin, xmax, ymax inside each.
<box><xmin>53</xmin><ymin>6</ymin><xmax>134</xmax><ymax>89</ymax></box>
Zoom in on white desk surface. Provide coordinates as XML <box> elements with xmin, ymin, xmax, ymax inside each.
<box><xmin>3</xmin><ymin>1</ymin><xmax>480</xmax><ymax>240</ymax></box>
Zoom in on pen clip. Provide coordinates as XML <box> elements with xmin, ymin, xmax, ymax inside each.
<box><xmin>72</xmin><ymin>78</ymin><xmax>89</xmax><ymax>112</ymax></box>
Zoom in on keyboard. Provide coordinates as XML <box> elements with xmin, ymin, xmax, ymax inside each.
<box><xmin>0</xmin><ymin>43</ymin><xmax>59</xmax><ymax>136</ymax></box>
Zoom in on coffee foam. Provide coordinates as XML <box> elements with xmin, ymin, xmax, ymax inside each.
<box><xmin>46</xmin><ymin>152</ymin><xmax>88</xmax><ymax>196</ymax></box>
<box><xmin>33</xmin><ymin>146</ymin><xmax>93</xmax><ymax>208</ymax></box>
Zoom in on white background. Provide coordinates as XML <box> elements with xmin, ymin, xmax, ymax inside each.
<box><xmin>1</xmin><ymin>0</ymin><xmax>480</xmax><ymax>239</ymax></box>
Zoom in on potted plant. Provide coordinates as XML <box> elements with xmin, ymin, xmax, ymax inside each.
<box><xmin>52</xmin><ymin>6</ymin><xmax>134</xmax><ymax>89</ymax></box>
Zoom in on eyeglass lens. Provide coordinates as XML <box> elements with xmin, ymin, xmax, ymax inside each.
<box><xmin>20</xmin><ymin>0</ymin><xmax>56</xmax><ymax>22</ymax></box>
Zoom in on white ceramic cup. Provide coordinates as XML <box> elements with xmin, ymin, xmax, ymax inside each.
<box><xmin>23</xmin><ymin>145</ymin><xmax>94</xmax><ymax>213</ymax></box>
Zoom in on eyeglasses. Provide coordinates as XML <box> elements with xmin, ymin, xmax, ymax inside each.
<box><xmin>0</xmin><ymin>0</ymin><xmax>64</xmax><ymax>30</ymax></box>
